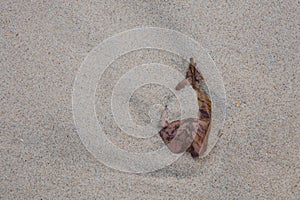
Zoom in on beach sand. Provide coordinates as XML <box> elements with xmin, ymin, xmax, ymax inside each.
<box><xmin>1</xmin><ymin>1</ymin><xmax>299</xmax><ymax>199</ymax></box>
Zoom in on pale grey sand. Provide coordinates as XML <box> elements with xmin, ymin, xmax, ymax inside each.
<box><xmin>1</xmin><ymin>1</ymin><xmax>299</xmax><ymax>199</ymax></box>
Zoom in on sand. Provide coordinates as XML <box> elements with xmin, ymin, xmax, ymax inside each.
<box><xmin>1</xmin><ymin>1</ymin><xmax>299</xmax><ymax>199</ymax></box>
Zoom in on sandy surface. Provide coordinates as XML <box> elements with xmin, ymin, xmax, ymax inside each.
<box><xmin>1</xmin><ymin>1</ymin><xmax>299</xmax><ymax>199</ymax></box>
